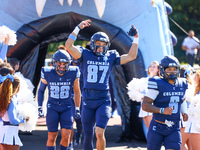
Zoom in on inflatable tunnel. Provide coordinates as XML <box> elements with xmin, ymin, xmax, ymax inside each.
<box><xmin>0</xmin><ymin>0</ymin><xmax>176</xmax><ymax>141</ymax></box>
<box><xmin>7</xmin><ymin>12</ymin><xmax>146</xmax><ymax>140</ymax></box>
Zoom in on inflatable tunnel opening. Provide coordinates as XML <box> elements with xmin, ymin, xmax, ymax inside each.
<box><xmin>7</xmin><ymin>12</ymin><xmax>147</xmax><ymax>141</ymax></box>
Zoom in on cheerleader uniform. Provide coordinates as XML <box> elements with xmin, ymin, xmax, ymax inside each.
<box><xmin>138</xmin><ymin>77</ymin><xmax>152</xmax><ymax>118</ymax></box>
<box><xmin>0</xmin><ymin>96</ymin><xmax>25</xmax><ymax>146</ymax></box>
<box><xmin>185</xmin><ymin>91</ymin><xmax>200</xmax><ymax>134</ymax></box>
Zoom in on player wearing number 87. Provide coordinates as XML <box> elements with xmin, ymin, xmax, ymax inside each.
<box><xmin>65</xmin><ymin>19</ymin><xmax>138</xmax><ymax>150</ymax></box>
<box><xmin>142</xmin><ymin>55</ymin><xmax>188</xmax><ymax>150</ymax></box>
<box><xmin>37</xmin><ymin>50</ymin><xmax>81</xmax><ymax>150</ymax></box>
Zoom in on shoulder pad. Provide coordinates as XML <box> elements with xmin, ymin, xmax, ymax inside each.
<box><xmin>106</xmin><ymin>49</ymin><xmax>119</xmax><ymax>57</ymax></box>
<box><xmin>107</xmin><ymin>49</ymin><xmax>117</xmax><ymax>54</ymax></box>
<box><xmin>76</xmin><ymin>45</ymin><xmax>85</xmax><ymax>52</ymax></box>
<box><xmin>148</xmin><ymin>77</ymin><xmax>159</xmax><ymax>90</ymax></box>
<box><xmin>43</xmin><ymin>66</ymin><xmax>54</xmax><ymax>72</ymax></box>
<box><xmin>69</xmin><ymin>66</ymin><xmax>79</xmax><ymax>71</ymax></box>
<box><xmin>153</xmin><ymin>76</ymin><xmax>160</xmax><ymax>79</ymax></box>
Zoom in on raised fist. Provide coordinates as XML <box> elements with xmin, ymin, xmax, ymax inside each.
<box><xmin>127</xmin><ymin>25</ymin><xmax>137</xmax><ymax>36</ymax></box>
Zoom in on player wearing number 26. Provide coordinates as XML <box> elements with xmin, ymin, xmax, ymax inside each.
<box><xmin>37</xmin><ymin>50</ymin><xmax>81</xmax><ymax>150</ymax></box>
<box><xmin>142</xmin><ymin>55</ymin><xmax>188</xmax><ymax>150</ymax></box>
<box><xmin>65</xmin><ymin>19</ymin><xmax>138</xmax><ymax>150</ymax></box>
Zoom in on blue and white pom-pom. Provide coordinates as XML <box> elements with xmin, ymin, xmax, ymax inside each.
<box><xmin>187</xmin><ymin>94</ymin><xmax>200</xmax><ymax>132</ymax></box>
<box><xmin>15</xmin><ymin>72</ymin><xmax>37</xmax><ymax>131</ymax></box>
<box><xmin>0</xmin><ymin>25</ymin><xmax>17</xmax><ymax>45</ymax></box>
<box><xmin>17</xmin><ymin>103</ymin><xmax>38</xmax><ymax>132</ymax></box>
<box><xmin>183</xmin><ymin>84</ymin><xmax>195</xmax><ymax>103</ymax></box>
<box><xmin>127</xmin><ymin>77</ymin><xmax>147</xmax><ymax>102</ymax></box>
<box><xmin>15</xmin><ymin>72</ymin><xmax>35</xmax><ymax>94</ymax></box>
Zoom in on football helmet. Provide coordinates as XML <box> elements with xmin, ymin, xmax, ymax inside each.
<box><xmin>90</xmin><ymin>32</ymin><xmax>110</xmax><ymax>56</ymax></box>
<box><xmin>52</xmin><ymin>50</ymin><xmax>71</xmax><ymax>74</ymax></box>
<box><xmin>159</xmin><ymin>55</ymin><xmax>180</xmax><ymax>81</ymax></box>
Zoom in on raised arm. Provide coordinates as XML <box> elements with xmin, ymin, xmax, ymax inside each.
<box><xmin>120</xmin><ymin>25</ymin><xmax>139</xmax><ymax>65</ymax></box>
<box><xmin>0</xmin><ymin>35</ymin><xmax>9</xmax><ymax>61</ymax></box>
<box><xmin>65</xmin><ymin>19</ymin><xmax>91</xmax><ymax>59</ymax></box>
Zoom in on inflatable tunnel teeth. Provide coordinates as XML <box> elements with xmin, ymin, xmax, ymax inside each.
<box><xmin>170</xmin><ymin>30</ymin><xmax>178</xmax><ymax>46</ymax></box>
<box><xmin>164</xmin><ymin>2</ymin><xmax>173</xmax><ymax>15</ymax></box>
<box><xmin>68</xmin><ymin>0</ymin><xmax>73</xmax><ymax>6</ymax></box>
<box><xmin>35</xmin><ymin>0</ymin><xmax>47</xmax><ymax>17</ymax></box>
<box><xmin>59</xmin><ymin>0</ymin><xmax>64</xmax><ymax>6</ymax></box>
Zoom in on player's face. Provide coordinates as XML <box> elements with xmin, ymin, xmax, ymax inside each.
<box><xmin>165</xmin><ymin>67</ymin><xmax>177</xmax><ymax>76</ymax></box>
<box><xmin>149</xmin><ymin>63</ymin><xmax>159</xmax><ymax>76</ymax></box>
<box><xmin>56</xmin><ymin>61</ymin><xmax>67</xmax><ymax>72</ymax></box>
<box><xmin>95</xmin><ymin>41</ymin><xmax>107</xmax><ymax>53</ymax></box>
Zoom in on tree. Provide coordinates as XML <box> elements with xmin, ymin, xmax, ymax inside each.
<box><xmin>166</xmin><ymin>0</ymin><xmax>200</xmax><ymax>63</ymax></box>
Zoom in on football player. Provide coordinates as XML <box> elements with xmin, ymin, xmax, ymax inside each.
<box><xmin>70</xmin><ymin>57</ymin><xmax>83</xmax><ymax>148</ymax></box>
<box><xmin>142</xmin><ymin>55</ymin><xmax>188</xmax><ymax>150</ymax></box>
<box><xmin>37</xmin><ymin>50</ymin><xmax>81</xmax><ymax>150</ymax></box>
<box><xmin>65</xmin><ymin>19</ymin><xmax>138</xmax><ymax>150</ymax></box>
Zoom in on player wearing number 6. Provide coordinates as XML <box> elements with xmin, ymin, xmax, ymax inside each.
<box><xmin>37</xmin><ymin>50</ymin><xmax>81</xmax><ymax>150</ymax></box>
<box><xmin>142</xmin><ymin>55</ymin><xmax>188</xmax><ymax>150</ymax></box>
<box><xmin>65</xmin><ymin>19</ymin><xmax>138</xmax><ymax>150</ymax></box>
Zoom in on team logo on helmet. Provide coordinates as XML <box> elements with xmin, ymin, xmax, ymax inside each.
<box><xmin>159</xmin><ymin>55</ymin><xmax>180</xmax><ymax>81</ymax></box>
<box><xmin>90</xmin><ymin>32</ymin><xmax>110</xmax><ymax>56</ymax></box>
<box><xmin>52</xmin><ymin>50</ymin><xmax>71</xmax><ymax>75</ymax></box>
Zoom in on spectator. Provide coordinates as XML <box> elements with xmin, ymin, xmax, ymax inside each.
<box><xmin>7</xmin><ymin>58</ymin><xmax>20</xmax><ymax>72</ymax></box>
<box><xmin>182</xmin><ymin>30</ymin><xmax>199</xmax><ymax>67</ymax></box>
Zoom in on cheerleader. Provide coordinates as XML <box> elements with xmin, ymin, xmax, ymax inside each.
<box><xmin>179</xmin><ymin>65</ymin><xmax>194</xmax><ymax>150</ymax></box>
<box><xmin>127</xmin><ymin>61</ymin><xmax>160</xmax><ymax>137</ymax></box>
<box><xmin>0</xmin><ymin>25</ymin><xmax>17</xmax><ymax>61</ymax></box>
<box><xmin>0</xmin><ymin>68</ymin><xmax>28</xmax><ymax>150</ymax></box>
<box><xmin>185</xmin><ymin>69</ymin><xmax>200</xmax><ymax>150</ymax></box>
<box><xmin>139</xmin><ymin>61</ymin><xmax>160</xmax><ymax>128</ymax></box>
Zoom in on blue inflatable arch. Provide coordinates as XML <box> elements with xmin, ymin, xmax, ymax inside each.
<box><xmin>7</xmin><ymin>12</ymin><xmax>146</xmax><ymax>140</ymax></box>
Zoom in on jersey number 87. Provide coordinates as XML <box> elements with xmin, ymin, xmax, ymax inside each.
<box><xmin>87</xmin><ymin>65</ymin><xmax>109</xmax><ymax>83</ymax></box>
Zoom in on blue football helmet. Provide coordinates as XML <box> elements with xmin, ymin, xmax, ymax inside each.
<box><xmin>90</xmin><ymin>32</ymin><xmax>110</xmax><ymax>56</ymax></box>
<box><xmin>52</xmin><ymin>50</ymin><xmax>71</xmax><ymax>75</ymax></box>
<box><xmin>159</xmin><ymin>55</ymin><xmax>180</xmax><ymax>81</ymax></box>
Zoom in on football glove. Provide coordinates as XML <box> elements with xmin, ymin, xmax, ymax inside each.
<box><xmin>75</xmin><ymin>109</ymin><xmax>81</xmax><ymax>120</ymax></box>
<box><xmin>127</xmin><ymin>24</ymin><xmax>137</xmax><ymax>36</ymax></box>
<box><xmin>38</xmin><ymin>106</ymin><xmax>44</xmax><ymax>118</ymax></box>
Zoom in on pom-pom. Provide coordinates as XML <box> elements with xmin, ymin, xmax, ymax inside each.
<box><xmin>187</xmin><ymin>94</ymin><xmax>200</xmax><ymax>132</ymax></box>
<box><xmin>183</xmin><ymin>85</ymin><xmax>195</xmax><ymax>103</ymax></box>
<box><xmin>127</xmin><ymin>77</ymin><xmax>147</xmax><ymax>102</ymax></box>
<box><xmin>15</xmin><ymin>72</ymin><xmax>37</xmax><ymax>131</ymax></box>
<box><xmin>0</xmin><ymin>25</ymin><xmax>17</xmax><ymax>45</ymax></box>
<box><xmin>15</xmin><ymin>72</ymin><xmax>34</xmax><ymax>93</ymax></box>
<box><xmin>17</xmin><ymin>103</ymin><xmax>38</xmax><ymax>132</ymax></box>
